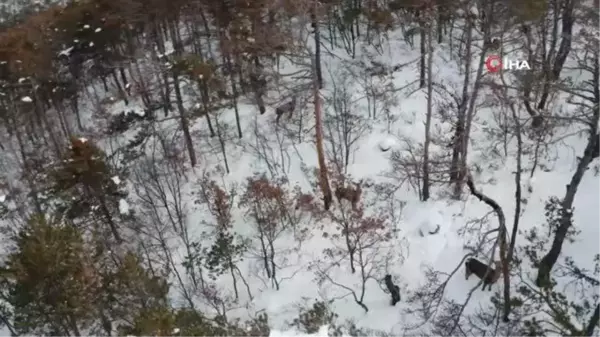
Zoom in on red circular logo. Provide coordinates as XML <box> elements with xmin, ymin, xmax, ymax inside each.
<box><xmin>485</xmin><ymin>55</ymin><xmax>502</xmax><ymax>73</ymax></box>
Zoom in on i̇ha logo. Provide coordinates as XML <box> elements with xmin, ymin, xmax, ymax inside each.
<box><xmin>485</xmin><ymin>55</ymin><xmax>531</xmax><ymax>73</ymax></box>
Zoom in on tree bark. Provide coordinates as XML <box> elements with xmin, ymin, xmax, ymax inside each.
<box><xmin>312</xmin><ymin>3</ymin><xmax>323</xmax><ymax>89</ymax></box>
<box><xmin>422</xmin><ymin>18</ymin><xmax>433</xmax><ymax>201</ymax></box>
<box><xmin>172</xmin><ymin>71</ymin><xmax>197</xmax><ymax>167</ymax></box>
<box><xmin>313</xmin><ymin>59</ymin><xmax>332</xmax><ymax>210</ymax></box>
<box><xmin>584</xmin><ymin>304</ymin><xmax>599</xmax><ymax>336</ymax></box>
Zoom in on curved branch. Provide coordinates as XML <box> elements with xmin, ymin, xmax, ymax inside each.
<box><xmin>466</xmin><ymin>174</ymin><xmax>511</xmax><ymax>322</ymax></box>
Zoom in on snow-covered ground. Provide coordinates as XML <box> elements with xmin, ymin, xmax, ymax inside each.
<box><xmin>0</xmin><ymin>17</ymin><xmax>598</xmax><ymax>336</ymax></box>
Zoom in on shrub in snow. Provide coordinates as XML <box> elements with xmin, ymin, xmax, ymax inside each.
<box><xmin>290</xmin><ymin>301</ymin><xmax>340</xmax><ymax>335</ymax></box>
<box><xmin>238</xmin><ymin>174</ymin><xmax>312</xmax><ymax>290</ymax></box>
<box><xmin>195</xmin><ymin>177</ymin><xmax>251</xmax><ymax>301</ymax></box>
<box><xmin>244</xmin><ymin>312</ymin><xmax>271</xmax><ymax>336</ymax></box>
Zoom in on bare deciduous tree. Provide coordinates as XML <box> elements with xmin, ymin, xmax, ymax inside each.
<box><xmin>324</xmin><ymin>67</ymin><xmax>370</xmax><ymax>174</ymax></box>
<box><xmin>315</xmin><ymin>205</ymin><xmax>394</xmax><ymax>313</ymax></box>
<box><xmin>239</xmin><ymin>175</ymin><xmax>312</xmax><ymax>290</ymax></box>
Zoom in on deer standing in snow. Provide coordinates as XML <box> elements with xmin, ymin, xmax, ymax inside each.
<box><xmin>275</xmin><ymin>96</ymin><xmax>296</xmax><ymax>124</ymax></box>
<box><xmin>465</xmin><ymin>258</ymin><xmax>502</xmax><ymax>291</ymax></box>
<box><xmin>384</xmin><ymin>274</ymin><xmax>401</xmax><ymax>306</ymax></box>
<box><xmin>334</xmin><ymin>179</ymin><xmax>363</xmax><ymax>211</ymax></box>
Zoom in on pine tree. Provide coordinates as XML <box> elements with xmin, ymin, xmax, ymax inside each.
<box><xmin>0</xmin><ymin>215</ymin><xmax>99</xmax><ymax>335</ymax></box>
<box><xmin>51</xmin><ymin>137</ymin><xmax>128</xmax><ymax>243</ymax></box>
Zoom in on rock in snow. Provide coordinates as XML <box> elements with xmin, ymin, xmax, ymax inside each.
<box><xmin>378</xmin><ymin>136</ymin><xmax>398</xmax><ymax>152</ymax></box>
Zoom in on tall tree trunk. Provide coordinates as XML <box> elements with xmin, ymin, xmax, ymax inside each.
<box><xmin>422</xmin><ymin>20</ymin><xmax>433</xmax><ymax>201</ymax></box>
<box><xmin>226</xmin><ymin>55</ymin><xmax>243</xmax><ymax>138</ymax></box>
<box><xmin>198</xmin><ymin>80</ymin><xmax>216</xmax><ymax>137</ymax></box>
<box><xmin>584</xmin><ymin>305</ymin><xmax>600</xmax><ymax>336</ymax></box>
<box><xmin>536</xmin><ymin>129</ymin><xmax>599</xmax><ymax>287</ymax></box>
<box><xmin>172</xmin><ymin>71</ymin><xmax>197</xmax><ymax>167</ymax></box>
<box><xmin>538</xmin><ymin>0</ymin><xmax>574</xmax><ymax>110</ymax></box>
<box><xmin>313</xmin><ymin>59</ymin><xmax>332</xmax><ymax>210</ymax></box>
<box><xmin>119</xmin><ymin>67</ymin><xmax>129</xmax><ymax>95</ymax></box>
<box><xmin>110</xmin><ymin>69</ymin><xmax>128</xmax><ymax>106</ymax></box>
<box><xmin>419</xmin><ymin>21</ymin><xmax>426</xmax><ymax>88</ymax></box>
<box><xmin>215</xmin><ymin>118</ymin><xmax>230</xmax><ymax>173</ymax></box>
<box><xmin>312</xmin><ymin>3</ymin><xmax>323</xmax><ymax>89</ymax></box>
<box><xmin>195</xmin><ymin>48</ymin><xmax>216</xmax><ymax>137</ymax></box>
<box><xmin>450</xmin><ymin>19</ymin><xmax>472</xmax><ymax>196</ymax></box>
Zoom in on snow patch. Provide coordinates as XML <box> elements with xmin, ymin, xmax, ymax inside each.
<box><xmin>111</xmin><ymin>176</ymin><xmax>121</xmax><ymax>185</ymax></box>
<box><xmin>78</xmin><ymin>137</ymin><xmax>88</xmax><ymax>143</ymax></box>
<box><xmin>20</xmin><ymin>96</ymin><xmax>32</xmax><ymax>102</ymax></box>
<box><xmin>119</xmin><ymin>199</ymin><xmax>130</xmax><ymax>214</ymax></box>
<box><xmin>269</xmin><ymin>325</ymin><xmax>329</xmax><ymax>337</ymax></box>
<box><xmin>0</xmin><ymin>195</ymin><xmax>6</xmax><ymax>203</ymax></box>
<box><xmin>95</xmin><ymin>27</ymin><xmax>102</xmax><ymax>33</ymax></box>
<box><xmin>58</xmin><ymin>47</ymin><xmax>74</xmax><ymax>57</ymax></box>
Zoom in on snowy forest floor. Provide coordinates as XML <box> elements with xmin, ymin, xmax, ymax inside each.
<box><xmin>0</xmin><ymin>19</ymin><xmax>598</xmax><ymax>336</ymax></box>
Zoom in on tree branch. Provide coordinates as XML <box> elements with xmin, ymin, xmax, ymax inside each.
<box><xmin>465</xmin><ymin>174</ymin><xmax>511</xmax><ymax>322</ymax></box>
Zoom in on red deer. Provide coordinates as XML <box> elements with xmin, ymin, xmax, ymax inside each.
<box><xmin>334</xmin><ymin>179</ymin><xmax>363</xmax><ymax>211</ymax></box>
<box><xmin>388</xmin><ymin>0</ymin><xmax>425</xmax><ymax>17</ymax></box>
<box><xmin>384</xmin><ymin>274</ymin><xmax>401</xmax><ymax>306</ymax></box>
<box><xmin>275</xmin><ymin>96</ymin><xmax>296</xmax><ymax>124</ymax></box>
<box><xmin>249</xmin><ymin>70</ymin><xmax>267</xmax><ymax>115</ymax></box>
<box><xmin>465</xmin><ymin>258</ymin><xmax>502</xmax><ymax>291</ymax></box>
